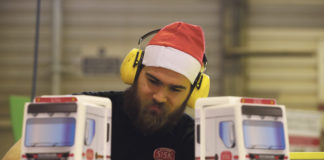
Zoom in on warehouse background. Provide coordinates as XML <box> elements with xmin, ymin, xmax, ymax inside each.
<box><xmin>1</xmin><ymin>0</ymin><xmax>324</xmax><ymax>157</ymax></box>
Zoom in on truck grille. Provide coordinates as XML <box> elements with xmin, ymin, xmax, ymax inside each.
<box><xmin>247</xmin><ymin>153</ymin><xmax>287</xmax><ymax>160</ymax></box>
<box><xmin>25</xmin><ymin>152</ymin><xmax>70</xmax><ymax>160</ymax></box>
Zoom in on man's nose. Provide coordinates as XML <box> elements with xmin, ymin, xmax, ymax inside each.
<box><xmin>152</xmin><ymin>88</ymin><xmax>167</xmax><ymax>103</ymax></box>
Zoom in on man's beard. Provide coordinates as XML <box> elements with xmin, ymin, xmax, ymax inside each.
<box><xmin>123</xmin><ymin>83</ymin><xmax>188</xmax><ymax>135</ymax></box>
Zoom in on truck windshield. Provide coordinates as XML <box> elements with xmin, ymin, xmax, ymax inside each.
<box><xmin>25</xmin><ymin>117</ymin><xmax>76</xmax><ymax>147</ymax></box>
<box><xmin>243</xmin><ymin>120</ymin><xmax>285</xmax><ymax>150</ymax></box>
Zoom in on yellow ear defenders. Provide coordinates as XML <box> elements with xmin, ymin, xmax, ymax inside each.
<box><xmin>187</xmin><ymin>56</ymin><xmax>210</xmax><ymax>109</ymax></box>
<box><xmin>120</xmin><ymin>48</ymin><xmax>144</xmax><ymax>84</ymax></box>
<box><xmin>120</xmin><ymin>29</ymin><xmax>210</xmax><ymax>108</ymax></box>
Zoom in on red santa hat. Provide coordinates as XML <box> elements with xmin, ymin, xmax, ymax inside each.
<box><xmin>143</xmin><ymin>21</ymin><xmax>205</xmax><ymax>84</ymax></box>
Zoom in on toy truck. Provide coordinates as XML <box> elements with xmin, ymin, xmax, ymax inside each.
<box><xmin>195</xmin><ymin>97</ymin><xmax>290</xmax><ymax>160</ymax></box>
<box><xmin>20</xmin><ymin>95</ymin><xmax>112</xmax><ymax>160</ymax></box>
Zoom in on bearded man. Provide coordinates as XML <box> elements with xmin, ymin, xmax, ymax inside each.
<box><xmin>80</xmin><ymin>21</ymin><xmax>207</xmax><ymax>160</ymax></box>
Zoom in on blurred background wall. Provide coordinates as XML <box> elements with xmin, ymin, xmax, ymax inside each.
<box><xmin>1</xmin><ymin>0</ymin><xmax>324</xmax><ymax>157</ymax></box>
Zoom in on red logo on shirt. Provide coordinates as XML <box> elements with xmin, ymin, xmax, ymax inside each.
<box><xmin>153</xmin><ymin>148</ymin><xmax>175</xmax><ymax>160</ymax></box>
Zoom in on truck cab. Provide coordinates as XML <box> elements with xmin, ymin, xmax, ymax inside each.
<box><xmin>195</xmin><ymin>97</ymin><xmax>290</xmax><ymax>160</ymax></box>
<box><xmin>21</xmin><ymin>95</ymin><xmax>112</xmax><ymax>160</ymax></box>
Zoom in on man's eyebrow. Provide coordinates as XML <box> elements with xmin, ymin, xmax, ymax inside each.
<box><xmin>145</xmin><ymin>72</ymin><xmax>160</xmax><ymax>82</ymax></box>
<box><xmin>145</xmin><ymin>72</ymin><xmax>187</xmax><ymax>90</ymax></box>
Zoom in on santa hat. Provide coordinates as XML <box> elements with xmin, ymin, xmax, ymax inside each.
<box><xmin>143</xmin><ymin>21</ymin><xmax>205</xmax><ymax>84</ymax></box>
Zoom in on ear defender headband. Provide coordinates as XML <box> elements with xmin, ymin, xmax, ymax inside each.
<box><xmin>120</xmin><ymin>29</ymin><xmax>210</xmax><ymax>108</ymax></box>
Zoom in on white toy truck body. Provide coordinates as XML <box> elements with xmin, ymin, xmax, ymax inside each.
<box><xmin>195</xmin><ymin>97</ymin><xmax>290</xmax><ymax>160</ymax></box>
<box><xmin>21</xmin><ymin>95</ymin><xmax>112</xmax><ymax>160</ymax></box>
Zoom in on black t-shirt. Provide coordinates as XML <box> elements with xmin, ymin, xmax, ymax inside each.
<box><xmin>80</xmin><ymin>91</ymin><xmax>194</xmax><ymax>160</ymax></box>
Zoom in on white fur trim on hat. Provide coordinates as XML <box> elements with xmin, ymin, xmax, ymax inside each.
<box><xmin>143</xmin><ymin>45</ymin><xmax>201</xmax><ymax>84</ymax></box>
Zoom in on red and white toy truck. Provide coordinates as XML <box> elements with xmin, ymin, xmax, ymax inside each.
<box><xmin>195</xmin><ymin>97</ymin><xmax>290</xmax><ymax>160</ymax></box>
<box><xmin>20</xmin><ymin>95</ymin><xmax>112</xmax><ymax>160</ymax></box>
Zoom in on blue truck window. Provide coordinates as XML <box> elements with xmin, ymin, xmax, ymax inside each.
<box><xmin>243</xmin><ymin>120</ymin><xmax>285</xmax><ymax>150</ymax></box>
<box><xmin>219</xmin><ymin>121</ymin><xmax>235</xmax><ymax>148</ymax></box>
<box><xmin>25</xmin><ymin>118</ymin><xmax>76</xmax><ymax>147</ymax></box>
<box><xmin>85</xmin><ymin>119</ymin><xmax>96</xmax><ymax>145</ymax></box>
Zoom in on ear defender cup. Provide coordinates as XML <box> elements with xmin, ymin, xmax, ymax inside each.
<box><xmin>120</xmin><ymin>48</ymin><xmax>143</xmax><ymax>85</ymax></box>
<box><xmin>187</xmin><ymin>73</ymin><xmax>210</xmax><ymax>108</ymax></box>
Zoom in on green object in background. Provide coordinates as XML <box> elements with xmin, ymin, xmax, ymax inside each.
<box><xmin>9</xmin><ymin>95</ymin><xmax>30</xmax><ymax>142</ymax></box>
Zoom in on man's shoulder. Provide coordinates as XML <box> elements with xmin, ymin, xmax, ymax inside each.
<box><xmin>180</xmin><ymin>113</ymin><xmax>194</xmax><ymax>123</ymax></box>
<box><xmin>170</xmin><ymin>113</ymin><xmax>194</xmax><ymax>158</ymax></box>
<box><xmin>174</xmin><ymin>113</ymin><xmax>194</xmax><ymax>134</ymax></box>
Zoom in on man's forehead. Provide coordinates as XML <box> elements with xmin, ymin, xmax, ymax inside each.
<box><xmin>143</xmin><ymin>66</ymin><xmax>191</xmax><ymax>85</ymax></box>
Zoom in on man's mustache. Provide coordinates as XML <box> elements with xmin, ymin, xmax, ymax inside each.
<box><xmin>147</xmin><ymin>100</ymin><xmax>167</xmax><ymax>111</ymax></box>
<box><xmin>153</xmin><ymin>100</ymin><xmax>165</xmax><ymax>106</ymax></box>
